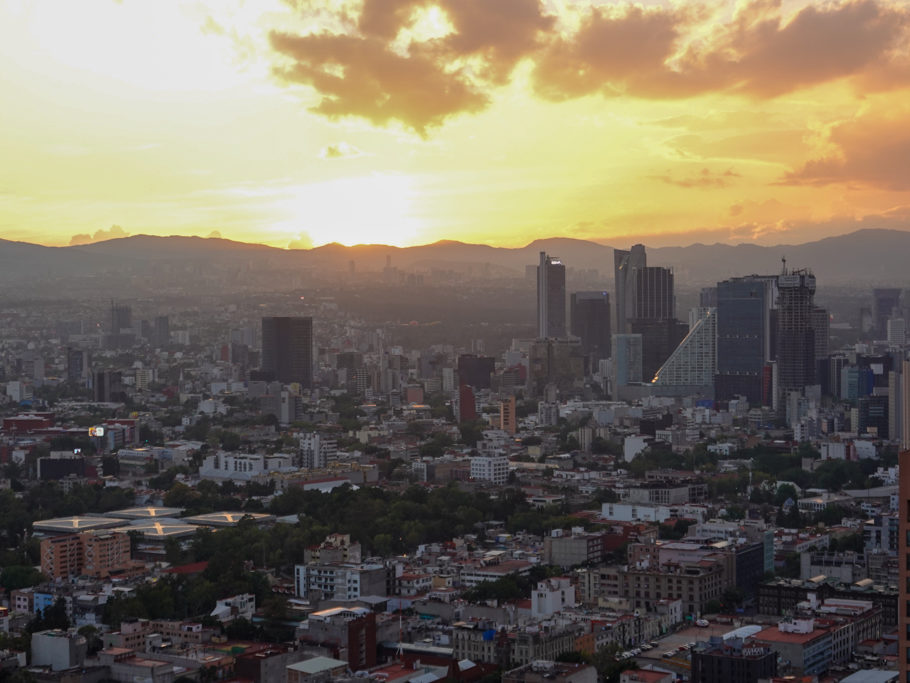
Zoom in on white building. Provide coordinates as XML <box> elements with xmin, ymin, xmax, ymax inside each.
<box><xmin>199</xmin><ymin>452</ymin><xmax>293</xmax><ymax>481</ymax></box>
<box><xmin>538</xmin><ymin>402</ymin><xmax>560</xmax><ymax>427</ymax></box>
<box><xmin>300</xmin><ymin>433</ymin><xmax>338</xmax><ymax>470</ymax></box>
<box><xmin>531</xmin><ymin>577</ymin><xmax>576</xmax><ymax>618</ymax></box>
<box><xmin>600</xmin><ymin>502</ymin><xmax>708</xmax><ymax>524</ymax></box>
<box><xmin>887</xmin><ymin>318</ymin><xmax>906</xmax><ymax>346</ymax></box>
<box><xmin>294</xmin><ymin>563</ymin><xmax>388</xmax><ymax>600</ymax></box>
<box><xmin>470</xmin><ymin>454</ymin><xmax>509</xmax><ymax>485</ymax></box>
<box><xmin>31</xmin><ymin>630</ymin><xmax>86</xmax><ymax>671</ymax></box>
<box><xmin>210</xmin><ymin>594</ymin><xmax>255</xmax><ymax>623</ymax></box>
<box><xmin>623</xmin><ymin>436</ymin><xmax>650</xmax><ymax>463</ymax></box>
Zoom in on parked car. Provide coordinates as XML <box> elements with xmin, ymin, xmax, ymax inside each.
<box><xmin>696</xmin><ymin>619</ymin><xmax>710</xmax><ymax>627</ymax></box>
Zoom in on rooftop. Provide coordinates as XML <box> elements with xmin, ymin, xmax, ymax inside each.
<box><xmin>286</xmin><ymin>656</ymin><xmax>348</xmax><ymax>674</ymax></box>
<box><xmin>111</xmin><ymin>521</ymin><xmax>197</xmax><ymax>538</ymax></box>
<box><xmin>754</xmin><ymin>626</ymin><xmax>829</xmax><ymax>645</ymax></box>
<box><xmin>33</xmin><ymin>516</ymin><xmax>125</xmax><ymax>533</ymax></box>
<box><xmin>182</xmin><ymin>511</ymin><xmax>275</xmax><ymax>527</ymax></box>
<box><xmin>104</xmin><ymin>506</ymin><xmax>185</xmax><ymax>519</ymax></box>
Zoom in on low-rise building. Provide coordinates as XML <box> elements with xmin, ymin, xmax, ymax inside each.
<box><xmin>753</xmin><ymin>619</ymin><xmax>833</xmax><ymax>676</ymax></box>
<box><xmin>503</xmin><ymin>660</ymin><xmax>597</xmax><ymax>683</ymax></box>
<box><xmin>691</xmin><ymin>636</ymin><xmax>777</xmax><ymax>683</ymax></box>
<box><xmin>31</xmin><ymin>629</ymin><xmax>87</xmax><ymax>672</ymax></box>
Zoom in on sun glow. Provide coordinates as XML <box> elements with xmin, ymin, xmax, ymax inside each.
<box><xmin>276</xmin><ymin>174</ymin><xmax>425</xmax><ymax>247</ymax></box>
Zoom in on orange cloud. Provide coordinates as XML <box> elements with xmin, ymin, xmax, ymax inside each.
<box><xmin>650</xmin><ymin>167</ymin><xmax>742</xmax><ymax>188</ymax></box>
<box><xmin>535</xmin><ymin>0</ymin><xmax>910</xmax><ymax>100</ymax></box>
<box><xmin>268</xmin><ymin>0</ymin><xmax>910</xmax><ymax>133</ymax></box>
<box><xmin>270</xmin><ymin>0</ymin><xmax>553</xmax><ymax>133</ymax></box>
<box><xmin>784</xmin><ymin>105</ymin><xmax>910</xmax><ymax>190</ymax></box>
<box><xmin>270</xmin><ymin>31</ymin><xmax>489</xmax><ymax>135</ymax></box>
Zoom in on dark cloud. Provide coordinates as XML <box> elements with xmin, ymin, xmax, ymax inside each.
<box><xmin>688</xmin><ymin>0</ymin><xmax>910</xmax><ymax>98</ymax></box>
<box><xmin>534</xmin><ymin>0</ymin><xmax>910</xmax><ymax>100</ymax></box>
<box><xmin>784</xmin><ymin>108</ymin><xmax>910</xmax><ymax>190</ymax></box>
<box><xmin>651</xmin><ymin>167</ymin><xmax>742</xmax><ymax>188</ymax></box>
<box><xmin>269</xmin><ymin>0</ymin><xmax>910</xmax><ymax>133</ymax></box>
<box><xmin>533</xmin><ymin>5</ymin><xmax>686</xmax><ymax>100</ymax></box>
<box><xmin>435</xmin><ymin>0</ymin><xmax>554</xmax><ymax>83</ymax></box>
<box><xmin>270</xmin><ymin>0</ymin><xmax>553</xmax><ymax>133</ymax></box>
<box><xmin>270</xmin><ymin>31</ymin><xmax>488</xmax><ymax>135</ymax></box>
<box><xmin>69</xmin><ymin>225</ymin><xmax>129</xmax><ymax>246</ymax></box>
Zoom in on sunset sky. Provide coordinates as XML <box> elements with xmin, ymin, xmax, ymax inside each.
<box><xmin>2</xmin><ymin>0</ymin><xmax>910</xmax><ymax>249</ymax></box>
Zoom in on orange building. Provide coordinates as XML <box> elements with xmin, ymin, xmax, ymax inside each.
<box><xmin>40</xmin><ymin>534</ymin><xmax>83</xmax><ymax>579</ymax></box>
<box><xmin>40</xmin><ymin>531</ymin><xmax>133</xmax><ymax>579</ymax></box>
<box><xmin>500</xmin><ymin>395</ymin><xmax>517</xmax><ymax>435</ymax></box>
<box><xmin>83</xmin><ymin>531</ymin><xmax>132</xmax><ymax>578</ymax></box>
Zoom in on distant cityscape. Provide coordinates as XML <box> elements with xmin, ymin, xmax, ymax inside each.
<box><xmin>0</xmin><ymin>235</ymin><xmax>909</xmax><ymax>682</ymax></box>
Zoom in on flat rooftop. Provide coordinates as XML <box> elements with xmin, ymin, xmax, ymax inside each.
<box><xmin>111</xmin><ymin>521</ymin><xmax>197</xmax><ymax>539</ymax></box>
<box><xmin>104</xmin><ymin>506</ymin><xmax>185</xmax><ymax>519</ymax></box>
<box><xmin>33</xmin><ymin>516</ymin><xmax>126</xmax><ymax>534</ymax></box>
<box><xmin>182</xmin><ymin>511</ymin><xmax>275</xmax><ymax>527</ymax></box>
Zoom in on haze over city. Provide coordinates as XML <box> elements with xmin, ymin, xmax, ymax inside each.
<box><xmin>4</xmin><ymin>0</ymin><xmax>910</xmax><ymax>249</ymax></box>
<box><xmin>6</xmin><ymin>3</ymin><xmax>910</xmax><ymax>683</ymax></box>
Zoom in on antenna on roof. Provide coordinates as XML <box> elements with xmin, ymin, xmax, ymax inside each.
<box><xmin>781</xmin><ymin>256</ymin><xmax>787</xmax><ymax>275</ymax></box>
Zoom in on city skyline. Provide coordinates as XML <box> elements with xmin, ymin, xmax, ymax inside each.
<box><xmin>3</xmin><ymin>0</ymin><xmax>910</xmax><ymax>250</ymax></box>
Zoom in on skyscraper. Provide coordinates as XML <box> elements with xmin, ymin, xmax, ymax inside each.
<box><xmin>715</xmin><ymin>276</ymin><xmax>776</xmax><ymax>403</ymax></box>
<box><xmin>614</xmin><ymin>245</ymin><xmax>679</xmax><ymax>377</ymax></box>
<box><xmin>537</xmin><ymin>252</ymin><xmax>566</xmax><ymax>338</ymax></box>
<box><xmin>652</xmin><ymin>308</ymin><xmax>716</xmax><ymax>390</ymax></box>
<box><xmin>111</xmin><ymin>303</ymin><xmax>132</xmax><ymax>333</ymax></box>
<box><xmin>873</xmin><ymin>288</ymin><xmax>902</xmax><ymax>338</ymax></box>
<box><xmin>261</xmin><ymin>316</ymin><xmax>314</xmax><ymax>387</ymax></box>
<box><xmin>612</xmin><ymin>333</ymin><xmax>643</xmax><ymax>391</ymax></box>
<box><xmin>633</xmin><ymin>266</ymin><xmax>675</xmax><ymax>321</ymax></box>
<box><xmin>154</xmin><ymin>315</ymin><xmax>170</xmax><ymax>347</ymax></box>
<box><xmin>570</xmin><ymin>291</ymin><xmax>611</xmax><ymax>365</ymax></box>
<box><xmin>613</xmin><ymin>244</ymin><xmax>646</xmax><ymax>334</ymax></box>
<box><xmin>776</xmin><ymin>267</ymin><xmax>816</xmax><ymax>411</ymax></box>
<box><xmin>66</xmin><ymin>347</ymin><xmax>90</xmax><ymax>386</ymax></box>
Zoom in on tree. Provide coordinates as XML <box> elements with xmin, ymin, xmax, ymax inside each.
<box><xmin>78</xmin><ymin>625</ymin><xmax>103</xmax><ymax>655</ymax></box>
<box><xmin>0</xmin><ymin>565</ymin><xmax>45</xmax><ymax>592</ymax></box>
<box><xmin>774</xmin><ymin>483</ymin><xmax>798</xmax><ymax>506</ymax></box>
<box><xmin>31</xmin><ymin>598</ymin><xmax>70</xmax><ymax>632</ymax></box>
<box><xmin>262</xmin><ymin>594</ymin><xmax>288</xmax><ymax>621</ymax></box>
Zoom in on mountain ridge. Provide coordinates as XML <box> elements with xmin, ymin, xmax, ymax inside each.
<box><xmin>2</xmin><ymin>228</ymin><xmax>908</xmax><ymax>290</ymax></box>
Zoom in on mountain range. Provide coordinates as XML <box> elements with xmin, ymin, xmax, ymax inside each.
<box><xmin>1</xmin><ymin>228</ymin><xmax>906</xmax><ymax>294</ymax></box>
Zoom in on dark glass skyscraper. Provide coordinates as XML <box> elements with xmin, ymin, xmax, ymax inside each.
<box><xmin>613</xmin><ymin>244</ymin><xmax>646</xmax><ymax>334</ymax></box>
<box><xmin>776</xmin><ymin>268</ymin><xmax>816</xmax><ymax>408</ymax></box>
<box><xmin>537</xmin><ymin>252</ymin><xmax>566</xmax><ymax>338</ymax></box>
<box><xmin>614</xmin><ymin>245</ymin><xmax>678</xmax><ymax>379</ymax></box>
<box><xmin>261</xmin><ymin>316</ymin><xmax>313</xmax><ymax>387</ymax></box>
<box><xmin>570</xmin><ymin>291</ymin><xmax>611</xmax><ymax>364</ymax></box>
<box><xmin>715</xmin><ymin>276</ymin><xmax>775</xmax><ymax>403</ymax></box>
<box><xmin>633</xmin><ymin>266</ymin><xmax>674</xmax><ymax>321</ymax></box>
<box><xmin>873</xmin><ymin>288</ymin><xmax>902</xmax><ymax>338</ymax></box>
<box><xmin>457</xmin><ymin>354</ymin><xmax>495</xmax><ymax>389</ymax></box>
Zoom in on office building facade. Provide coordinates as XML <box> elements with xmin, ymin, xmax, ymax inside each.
<box><xmin>261</xmin><ymin>317</ymin><xmax>313</xmax><ymax>387</ymax></box>
<box><xmin>570</xmin><ymin>291</ymin><xmax>611</xmax><ymax>364</ymax></box>
<box><xmin>715</xmin><ymin>276</ymin><xmax>775</xmax><ymax>403</ymax></box>
<box><xmin>537</xmin><ymin>252</ymin><xmax>567</xmax><ymax>338</ymax></box>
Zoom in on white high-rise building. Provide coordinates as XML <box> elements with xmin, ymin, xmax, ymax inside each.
<box><xmin>470</xmin><ymin>453</ymin><xmax>509</xmax><ymax>485</ymax></box>
<box><xmin>651</xmin><ymin>308</ymin><xmax>716</xmax><ymax>388</ymax></box>
<box><xmin>888</xmin><ymin>318</ymin><xmax>906</xmax><ymax>347</ymax></box>
<box><xmin>300</xmin><ymin>433</ymin><xmax>338</xmax><ymax>470</ymax></box>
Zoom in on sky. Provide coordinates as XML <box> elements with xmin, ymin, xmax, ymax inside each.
<box><xmin>2</xmin><ymin>0</ymin><xmax>910</xmax><ymax>250</ymax></box>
